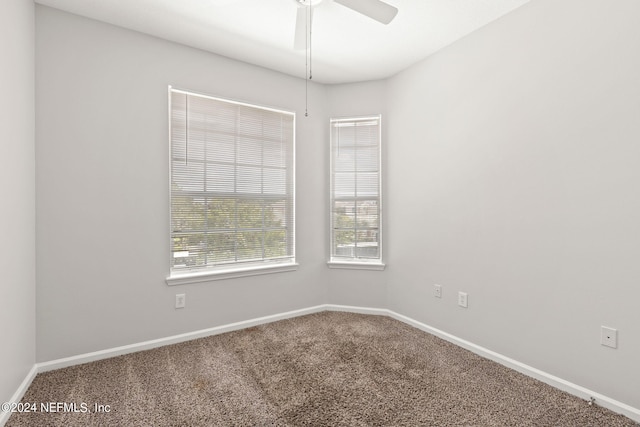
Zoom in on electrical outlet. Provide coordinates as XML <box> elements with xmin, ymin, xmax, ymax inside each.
<box><xmin>601</xmin><ymin>326</ymin><xmax>617</xmax><ymax>348</ymax></box>
<box><xmin>458</xmin><ymin>292</ymin><xmax>468</xmax><ymax>308</ymax></box>
<box><xmin>434</xmin><ymin>284</ymin><xmax>442</xmax><ymax>298</ymax></box>
<box><xmin>175</xmin><ymin>293</ymin><xmax>186</xmax><ymax>309</ymax></box>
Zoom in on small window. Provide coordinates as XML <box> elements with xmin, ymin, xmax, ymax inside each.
<box><xmin>167</xmin><ymin>88</ymin><xmax>296</xmax><ymax>284</ymax></box>
<box><xmin>329</xmin><ymin>116</ymin><xmax>384</xmax><ymax>269</ymax></box>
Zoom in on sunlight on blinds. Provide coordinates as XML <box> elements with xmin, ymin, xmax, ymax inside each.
<box><xmin>170</xmin><ymin>88</ymin><xmax>295</xmax><ymax>274</ymax></box>
<box><xmin>330</xmin><ymin>116</ymin><xmax>381</xmax><ymax>262</ymax></box>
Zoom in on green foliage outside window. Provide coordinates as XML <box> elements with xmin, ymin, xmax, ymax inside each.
<box><xmin>172</xmin><ymin>192</ymin><xmax>288</xmax><ymax>269</ymax></box>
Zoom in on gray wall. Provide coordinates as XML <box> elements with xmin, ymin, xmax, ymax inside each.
<box><xmin>31</xmin><ymin>0</ymin><xmax>640</xmax><ymax>414</ymax></box>
<box><xmin>35</xmin><ymin>6</ymin><xmax>327</xmax><ymax>362</ymax></box>
<box><xmin>386</xmin><ymin>0</ymin><xmax>640</xmax><ymax>410</ymax></box>
<box><xmin>325</xmin><ymin>81</ymin><xmax>388</xmax><ymax>308</ymax></box>
<box><xmin>0</xmin><ymin>0</ymin><xmax>36</xmax><ymax>407</ymax></box>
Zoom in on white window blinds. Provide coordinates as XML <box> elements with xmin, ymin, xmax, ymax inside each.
<box><xmin>169</xmin><ymin>88</ymin><xmax>295</xmax><ymax>275</ymax></box>
<box><xmin>330</xmin><ymin>116</ymin><xmax>382</xmax><ymax>263</ymax></box>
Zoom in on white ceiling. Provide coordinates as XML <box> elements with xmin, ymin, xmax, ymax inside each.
<box><xmin>35</xmin><ymin>0</ymin><xmax>530</xmax><ymax>84</ymax></box>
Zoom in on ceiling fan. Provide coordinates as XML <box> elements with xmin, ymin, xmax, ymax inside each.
<box><xmin>293</xmin><ymin>0</ymin><xmax>398</xmax><ymax>50</ymax></box>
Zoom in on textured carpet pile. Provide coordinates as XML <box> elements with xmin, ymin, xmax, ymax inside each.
<box><xmin>7</xmin><ymin>311</ymin><xmax>638</xmax><ymax>426</ymax></box>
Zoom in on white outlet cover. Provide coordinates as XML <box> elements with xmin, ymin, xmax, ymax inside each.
<box><xmin>434</xmin><ymin>284</ymin><xmax>442</xmax><ymax>298</ymax></box>
<box><xmin>601</xmin><ymin>326</ymin><xmax>617</xmax><ymax>348</ymax></box>
<box><xmin>458</xmin><ymin>292</ymin><xmax>468</xmax><ymax>308</ymax></box>
<box><xmin>175</xmin><ymin>293</ymin><xmax>186</xmax><ymax>309</ymax></box>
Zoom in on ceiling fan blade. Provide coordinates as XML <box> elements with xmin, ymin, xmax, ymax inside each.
<box><xmin>294</xmin><ymin>5</ymin><xmax>314</xmax><ymax>50</ymax></box>
<box><xmin>334</xmin><ymin>0</ymin><xmax>398</xmax><ymax>24</ymax></box>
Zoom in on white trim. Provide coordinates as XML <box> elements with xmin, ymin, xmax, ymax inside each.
<box><xmin>384</xmin><ymin>310</ymin><xmax>640</xmax><ymax>424</ymax></box>
<box><xmin>37</xmin><ymin>304</ymin><xmax>325</xmax><ymax>373</ymax></box>
<box><xmin>167</xmin><ymin>86</ymin><xmax>296</xmax><ymax>284</ymax></box>
<box><xmin>0</xmin><ymin>365</ymin><xmax>38</xmax><ymax>426</ymax></box>
<box><xmin>323</xmin><ymin>304</ymin><xmax>388</xmax><ymax>316</ymax></box>
<box><xmin>18</xmin><ymin>304</ymin><xmax>639</xmax><ymax>424</ymax></box>
<box><xmin>169</xmin><ymin>86</ymin><xmax>295</xmax><ymax>117</ymax></box>
<box><xmin>166</xmin><ymin>262</ymin><xmax>298</xmax><ymax>286</ymax></box>
<box><xmin>327</xmin><ymin>261</ymin><xmax>385</xmax><ymax>271</ymax></box>
<box><xmin>323</xmin><ymin>305</ymin><xmax>640</xmax><ymax>423</ymax></box>
<box><xmin>329</xmin><ymin>114</ymin><xmax>384</xmax><ymax>265</ymax></box>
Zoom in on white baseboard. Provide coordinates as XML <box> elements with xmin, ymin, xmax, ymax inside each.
<box><xmin>0</xmin><ymin>365</ymin><xmax>38</xmax><ymax>427</ymax></box>
<box><xmin>37</xmin><ymin>305</ymin><xmax>327</xmax><ymax>373</ymax></box>
<box><xmin>325</xmin><ymin>304</ymin><xmax>640</xmax><ymax>423</ymax></box>
<box><xmin>385</xmin><ymin>309</ymin><xmax>640</xmax><ymax>424</ymax></box>
<box><xmin>323</xmin><ymin>304</ymin><xmax>389</xmax><ymax>316</ymax></box>
<box><xmin>15</xmin><ymin>303</ymin><xmax>638</xmax><ymax>424</ymax></box>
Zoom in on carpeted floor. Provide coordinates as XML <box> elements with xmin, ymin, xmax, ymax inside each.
<box><xmin>6</xmin><ymin>311</ymin><xmax>638</xmax><ymax>426</ymax></box>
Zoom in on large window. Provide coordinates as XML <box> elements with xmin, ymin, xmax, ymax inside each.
<box><xmin>167</xmin><ymin>88</ymin><xmax>296</xmax><ymax>283</ymax></box>
<box><xmin>329</xmin><ymin>116</ymin><xmax>383</xmax><ymax>269</ymax></box>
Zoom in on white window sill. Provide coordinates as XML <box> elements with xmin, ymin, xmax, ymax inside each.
<box><xmin>327</xmin><ymin>260</ymin><xmax>386</xmax><ymax>271</ymax></box>
<box><xmin>166</xmin><ymin>262</ymin><xmax>299</xmax><ymax>286</ymax></box>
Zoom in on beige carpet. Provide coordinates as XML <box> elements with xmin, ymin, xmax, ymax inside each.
<box><xmin>7</xmin><ymin>311</ymin><xmax>638</xmax><ymax>426</ymax></box>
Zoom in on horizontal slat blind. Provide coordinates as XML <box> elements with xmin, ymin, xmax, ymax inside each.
<box><xmin>330</xmin><ymin>116</ymin><xmax>381</xmax><ymax>261</ymax></box>
<box><xmin>170</xmin><ymin>89</ymin><xmax>295</xmax><ymax>274</ymax></box>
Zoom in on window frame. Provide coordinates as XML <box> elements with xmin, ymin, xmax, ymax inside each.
<box><xmin>166</xmin><ymin>87</ymin><xmax>297</xmax><ymax>285</ymax></box>
<box><xmin>328</xmin><ymin>115</ymin><xmax>385</xmax><ymax>270</ymax></box>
